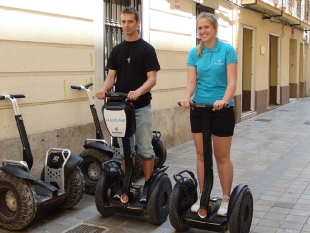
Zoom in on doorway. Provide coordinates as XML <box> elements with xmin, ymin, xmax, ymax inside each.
<box><xmin>268</xmin><ymin>34</ymin><xmax>280</xmax><ymax>106</ymax></box>
<box><xmin>241</xmin><ymin>27</ymin><xmax>255</xmax><ymax>114</ymax></box>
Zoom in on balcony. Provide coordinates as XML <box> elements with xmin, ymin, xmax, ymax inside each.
<box><xmin>241</xmin><ymin>0</ymin><xmax>310</xmax><ymax>31</ymax></box>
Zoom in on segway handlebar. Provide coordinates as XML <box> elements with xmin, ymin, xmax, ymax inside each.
<box><xmin>177</xmin><ymin>102</ymin><xmax>230</xmax><ymax>109</ymax></box>
<box><xmin>0</xmin><ymin>94</ymin><xmax>25</xmax><ymax>100</ymax></box>
<box><xmin>71</xmin><ymin>82</ymin><xmax>93</xmax><ymax>90</ymax></box>
<box><xmin>106</xmin><ymin>92</ymin><xmax>128</xmax><ymax>99</ymax></box>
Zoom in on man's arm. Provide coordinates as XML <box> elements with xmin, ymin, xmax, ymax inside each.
<box><xmin>127</xmin><ymin>70</ymin><xmax>157</xmax><ymax>101</ymax></box>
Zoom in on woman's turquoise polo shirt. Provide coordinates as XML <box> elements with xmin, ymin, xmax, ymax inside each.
<box><xmin>187</xmin><ymin>39</ymin><xmax>237</xmax><ymax>106</ymax></box>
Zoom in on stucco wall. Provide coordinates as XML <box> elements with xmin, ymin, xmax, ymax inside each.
<box><xmin>0</xmin><ymin>0</ymin><xmax>99</xmax><ymax>177</ymax></box>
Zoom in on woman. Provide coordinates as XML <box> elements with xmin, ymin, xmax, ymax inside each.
<box><xmin>180</xmin><ymin>12</ymin><xmax>237</xmax><ymax>216</ymax></box>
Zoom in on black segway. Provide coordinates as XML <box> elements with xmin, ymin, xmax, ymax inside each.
<box><xmin>71</xmin><ymin>83</ymin><xmax>167</xmax><ymax>194</ymax></box>
<box><xmin>95</xmin><ymin>92</ymin><xmax>172</xmax><ymax>225</ymax></box>
<box><xmin>0</xmin><ymin>94</ymin><xmax>84</xmax><ymax>231</ymax></box>
<box><xmin>169</xmin><ymin>102</ymin><xmax>253</xmax><ymax>232</ymax></box>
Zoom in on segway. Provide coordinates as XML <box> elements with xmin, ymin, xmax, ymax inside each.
<box><xmin>0</xmin><ymin>94</ymin><xmax>84</xmax><ymax>231</ymax></box>
<box><xmin>71</xmin><ymin>83</ymin><xmax>167</xmax><ymax>194</ymax></box>
<box><xmin>95</xmin><ymin>92</ymin><xmax>172</xmax><ymax>225</ymax></box>
<box><xmin>169</xmin><ymin>102</ymin><xmax>253</xmax><ymax>232</ymax></box>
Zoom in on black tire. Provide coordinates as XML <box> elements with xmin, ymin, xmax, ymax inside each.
<box><xmin>153</xmin><ymin>137</ymin><xmax>167</xmax><ymax>169</ymax></box>
<box><xmin>0</xmin><ymin>172</ymin><xmax>36</xmax><ymax>231</ymax></box>
<box><xmin>95</xmin><ymin>172</ymin><xmax>115</xmax><ymax>217</ymax></box>
<box><xmin>228</xmin><ymin>186</ymin><xmax>253</xmax><ymax>233</ymax></box>
<box><xmin>41</xmin><ymin>167</ymin><xmax>84</xmax><ymax>209</ymax></box>
<box><xmin>79</xmin><ymin>148</ymin><xmax>111</xmax><ymax>195</ymax></box>
<box><xmin>58</xmin><ymin>167</ymin><xmax>84</xmax><ymax>209</ymax></box>
<box><xmin>169</xmin><ymin>180</ymin><xmax>197</xmax><ymax>231</ymax></box>
<box><xmin>147</xmin><ymin>175</ymin><xmax>172</xmax><ymax>225</ymax></box>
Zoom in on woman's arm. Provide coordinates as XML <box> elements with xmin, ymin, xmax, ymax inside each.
<box><xmin>180</xmin><ymin>66</ymin><xmax>197</xmax><ymax>108</ymax></box>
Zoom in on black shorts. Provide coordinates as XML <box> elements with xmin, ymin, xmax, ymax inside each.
<box><xmin>190</xmin><ymin>107</ymin><xmax>235</xmax><ymax>136</ymax></box>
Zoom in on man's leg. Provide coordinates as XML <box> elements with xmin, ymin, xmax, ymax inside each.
<box><xmin>141</xmin><ymin>158</ymin><xmax>154</xmax><ymax>181</ymax></box>
<box><xmin>134</xmin><ymin>105</ymin><xmax>154</xmax><ymax>202</ymax></box>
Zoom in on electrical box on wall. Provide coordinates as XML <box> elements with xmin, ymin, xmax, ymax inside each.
<box><xmin>305</xmin><ymin>33</ymin><xmax>310</xmax><ymax>45</ymax></box>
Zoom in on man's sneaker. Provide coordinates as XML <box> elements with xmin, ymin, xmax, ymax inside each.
<box><xmin>217</xmin><ymin>195</ymin><xmax>230</xmax><ymax>216</ymax></box>
<box><xmin>140</xmin><ymin>184</ymin><xmax>148</xmax><ymax>203</ymax></box>
<box><xmin>113</xmin><ymin>189</ymin><xmax>122</xmax><ymax>199</ymax></box>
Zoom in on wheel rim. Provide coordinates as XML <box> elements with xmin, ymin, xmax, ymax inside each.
<box><xmin>5</xmin><ymin>189</ymin><xmax>17</xmax><ymax>212</ymax></box>
<box><xmin>156</xmin><ymin>181</ymin><xmax>170</xmax><ymax>219</ymax></box>
<box><xmin>87</xmin><ymin>162</ymin><xmax>102</xmax><ymax>180</ymax></box>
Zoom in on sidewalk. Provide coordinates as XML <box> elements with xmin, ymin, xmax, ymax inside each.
<box><xmin>1</xmin><ymin>98</ymin><xmax>310</xmax><ymax>233</ymax></box>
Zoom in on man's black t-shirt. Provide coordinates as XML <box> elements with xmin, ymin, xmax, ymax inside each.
<box><xmin>107</xmin><ymin>38</ymin><xmax>160</xmax><ymax>109</ymax></box>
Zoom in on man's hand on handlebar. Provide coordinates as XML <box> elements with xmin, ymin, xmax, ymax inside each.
<box><xmin>96</xmin><ymin>89</ymin><xmax>107</xmax><ymax>99</ymax></box>
<box><xmin>126</xmin><ymin>91</ymin><xmax>140</xmax><ymax>101</ymax></box>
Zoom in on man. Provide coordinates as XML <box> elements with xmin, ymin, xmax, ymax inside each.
<box><xmin>96</xmin><ymin>6</ymin><xmax>160</xmax><ymax>202</ymax></box>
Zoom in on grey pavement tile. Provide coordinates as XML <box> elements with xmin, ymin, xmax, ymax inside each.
<box><xmin>285</xmin><ymin>214</ymin><xmax>308</xmax><ymax>223</ymax></box>
<box><xmin>272</xmin><ymin>202</ymin><xmax>295</xmax><ymax>209</ymax></box>
<box><xmin>303</xmin><ymin>224</ymin><xmax>310</xmax><ymax>232</ymax></box>
<box><xmin>257</xmin><ymin>219</ymin><xmax>282</xmax><ymax>227</ymax></box>
<box><xmin>269</xmin><ymin>206</ymin><xmax>291</xmax><ymax>214</ymax></box>
<box><xmin>277</xmin><ymin>197</ymin><xmax>298</xmax><ymax>203</ymax></box>
<box><xmin>289</xmin><ymin>208</ymin><xmax>310</xmax><ymax>217</ymax></box>
<box><xmin>263</xmin><ymin>212</ymin><xmax>286</xmax><ymax>221</ymax></box>
<box><xmin>253</xmin><ymin>204</ymin><xmax>271</xmax><ymax>212</ymax></box>
<box><xmin>276</xmin><ymin>230</ymin><xmax>300</xmax><ymax>233</ymax></box>
<box><xmin>251</xmin><ymin>225</ymin><xmax>278</xmax><ymax>233</ymax></box>
<box><xmin>279</xmin><ymin>221</ymin><xmax>304</xmax><ymax>231</ymax></box>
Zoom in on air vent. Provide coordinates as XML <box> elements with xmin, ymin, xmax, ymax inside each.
<box><xmin>64</xmin><ymin>224</ymin><xmax>107</xmax><ymax>233</ymax></box>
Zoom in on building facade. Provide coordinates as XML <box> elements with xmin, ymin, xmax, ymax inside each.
<box><xmin>0</xmin><ymin>0</ymin><xmax>309</xmax><ymax>177</ymax></box>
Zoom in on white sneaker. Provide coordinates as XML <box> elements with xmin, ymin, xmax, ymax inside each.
<box><xmin>191</xmin><ymin>198</ymin><xmax>200</xmax><ymax>212</ymax></box>
<box><xmin>218</xmin><ymin>196</ymin><xmax>230</xmax><ymax>216</ymax></box>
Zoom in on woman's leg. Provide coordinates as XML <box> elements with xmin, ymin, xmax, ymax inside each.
<box><xmin>192</xmin><ymin>133</ymin><xmax>204</xmax><ymax>193</ymax></box>
<box><xmin>212</xmin><ymin>135</ymin><xmax>233</xmax><ymax>197</ymax></box>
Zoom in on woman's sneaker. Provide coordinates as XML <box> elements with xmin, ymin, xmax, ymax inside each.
<box><xmin>191</xmin><ymin>193</ymin><xmax>202</xmax><ymax>212</ymax></box>
<box><xmin>217</xmin><ymin>195</ymin><xmax>230</xmax><ymax>216</ymax></box>
<box><xmin>190</xmin><ymin>198</ymin><xmax>200</xmax><ymax>212</ymax></box>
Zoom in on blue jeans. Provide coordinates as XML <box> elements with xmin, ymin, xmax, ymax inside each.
<box><xmin>118</xmin><ymin>104</ymin><xmax>155</xmax><ymax>160</ymax></box>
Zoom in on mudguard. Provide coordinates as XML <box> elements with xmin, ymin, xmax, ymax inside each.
<box><xmin>227</xmin><ymin>184</ymin><xmax>248</xmax><ymax>220</ymax></box>
<box><xmin>0</xmin><ymin>165</ymin><xmax>35</xmax><ymax>181</ymax></box>
<box><xmin>148</xmin><ymin>166</ymin><xmax>169</xmax><ymax>194</ymax></box>
<box><xmin>83</xmin><ymin>141</ymin><xmax>114</xmax><ymax>157</ymax></box>
<box><xmin>64</xmin><ymin>153</ymin><xmax>83</xmax><ymax>178</ymax></box>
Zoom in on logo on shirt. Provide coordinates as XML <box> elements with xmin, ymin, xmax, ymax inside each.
<box><xmin>214</xmin><ymin>59</ymin><xmax>224</xmax><ymax>65</ymax></box>
<box><xmin>127</xmin><ymin>57</ymin><xmax>131</xmax><ymax>63</ymax></box>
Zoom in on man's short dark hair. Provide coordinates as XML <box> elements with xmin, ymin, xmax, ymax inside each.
<box><xmin>122</xmin><ymin>6</ymin><xmax>140</xmax><ymax>21</ymax></box>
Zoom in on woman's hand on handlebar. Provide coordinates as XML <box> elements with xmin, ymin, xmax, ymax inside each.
<box><xmin>213</xmin><ymin>100</ymin><xmax>227</xmax><ymax>111</ymax></box>
<box><xmin>179</xmin><ymin>97</ymin><xmax>192</xmax><ymax>109</ymax></box>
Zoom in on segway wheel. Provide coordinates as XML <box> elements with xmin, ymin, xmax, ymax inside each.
<box><xmin>79</xmin><ymin>148</ymin><xmax>111</xmax><ymax>195</ymax></box>
<box><xmin>58</xmin><ymin>167</ymin><xmax>84</xmax><ymax>209</ymax></box>
<box><xmin>152</xmin><ymin>136</ymin><xmax>167</xmax><ymax>169</ymax></box>
<box><xmin>169</xmin><ymin>179</ymin><xmax>197</xmax><ymax>231</ymax></box>
<box><xmin>147</xmin><ymin>175</ymin><xmax>172</xmax><ymax>225</ymax></box>
<box><xmin>0</xmin><ymin>172</ymin><xmax>36</xmax><ymax>231</ymax></box>
<box><xmin>95</xmin><ymin>172</ymin><xmax>115</xmax><ymax>217</ymax></box>
<box><xmin>228</xmin><ymin>186</ymin><xmax>253</xmax><ymax>233</ymax></box>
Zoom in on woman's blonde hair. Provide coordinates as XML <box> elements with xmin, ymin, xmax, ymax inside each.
<box><xmin>196</xmin><ymin>12</ymin><xmax>218</xmax><ymax>56</ymax></box>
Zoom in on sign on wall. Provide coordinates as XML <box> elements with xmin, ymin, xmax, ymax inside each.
<box><xmin>175</xmin><ymin>0</ymin><xmax>180</xmax><ymax>9</ymax></box>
